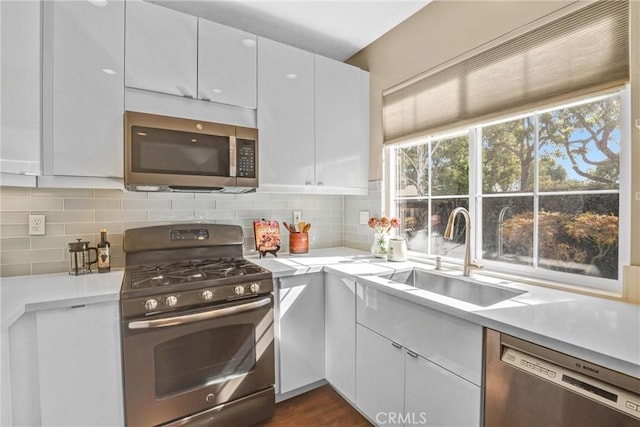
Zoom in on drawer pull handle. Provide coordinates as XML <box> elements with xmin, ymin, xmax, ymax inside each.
<box><xmin>391</xmin><ymin>342</ymin><xmax>402</xmax><ymax>349</ymax></box>
<box><xmin>407</xmin><ymin>350</ymin><xmax>418</xmax><ymax>358</ymax></box>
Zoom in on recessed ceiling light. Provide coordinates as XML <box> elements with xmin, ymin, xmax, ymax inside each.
<box><xmin>101</xmin><ymin>68</ymin><xmax>116</xmax><ymax>75</ymax></box>
<box><xmin>88</xmin><ymin>0</ymin><xmax>108</xmax><ymax>7</ymax></box>
<box><xmin>286</xmin><ymin>73</ymin><xmax>298</xmax><ymax>80</ymax></box>
<box><xmin>212</xmin><ymin>89</ymin><xmax>223</xmax><ymax>94</ymax></box>
<box><xmin>191</xmin><ymin>139</ymin><xmax>197</xmax><ymax>142</ymax></box>
<box><xmin>241</xmin><ymin>38</ymin><xmax>256</xmax><ymax>48</ymax></box>
<box><xmin>137</xmin><ymin>132</ymin><xmax>147</xmax><ymax>136</ymax></box>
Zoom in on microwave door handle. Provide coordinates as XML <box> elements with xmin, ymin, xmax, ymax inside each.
<box><xmin>229</xmin><ymin>136</ymin><xmax>237</xmax><ymax>177</ymax></box>
<box><xmin>128</xmin><ymin>296</ymin><xmax>271</xmax><ymax>330</ymax></box>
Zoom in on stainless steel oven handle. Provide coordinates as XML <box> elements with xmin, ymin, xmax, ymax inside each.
<box><xmin>128</xmin><ymin>297</ymin><xmax>271</xmax><ymax>330</ymax></box>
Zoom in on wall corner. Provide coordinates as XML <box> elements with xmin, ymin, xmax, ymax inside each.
<box><xmin>622</xmin><ymin>265</ymin><xmax>640</xmax><ymax>304</ymax></box>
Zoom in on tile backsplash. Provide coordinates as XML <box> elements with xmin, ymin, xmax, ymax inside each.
<box><xmin>343</xmin><ymin>181</ymin><xmax>384</xmax><ymax>251</ymax></box>
<box><xmin>0</xmin><ymin>186</ymin><xmax>347</xmax><ymax>277</ymax></box>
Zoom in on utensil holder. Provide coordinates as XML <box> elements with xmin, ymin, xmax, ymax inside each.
<box><xmin>289</xmin><ymin>232</ymin><xmax>309</xmax><ymax>254</ymax></box>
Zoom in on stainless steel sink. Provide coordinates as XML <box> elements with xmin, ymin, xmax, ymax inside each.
<box><xmin>390</xmin><ymin>269</ymin><xmax>526</xmax><ymax>307</ymax></box>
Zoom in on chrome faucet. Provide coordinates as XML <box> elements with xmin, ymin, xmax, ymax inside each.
<box><xmin>444</xmin><ymin>207</ymin><xmax>482</xmax><ymax>277</ymax></box>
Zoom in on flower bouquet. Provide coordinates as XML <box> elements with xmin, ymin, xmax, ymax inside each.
<box><xmin>368</xmin><ymin>215</ymin><xmax>400</xmax><ymax>258</ymax></box>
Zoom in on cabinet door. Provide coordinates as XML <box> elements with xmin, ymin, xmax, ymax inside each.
<box><xmin>35</xmin><ymin>302</ymin><xmax>123</xmax><ymax>426</ymax></box>
<box><xmin>356</xmin><ymin>324</ymin><xmax>404</xmax><ymax>423</ymax></box>
<box><xmin>278</xmin><ymin>273</ymin><xmax>325</xmax><ymax>394</ymax></box>
<box><xmin>125</xmin><ymin>0</ymin><xmax>197</xmax><ymax>97</ymax></box>
<box><xmin>257</xmin><ymin>37</ymin><xmax>315</xmax><ymax>189</ymax></box>
<box><xmin>325</xmin><ymin>274</ymin><xmax>356</xmax><ymax>402</ymax></box>
<box><xmin>315</xmin><ymin>56</ymin><xmax>369</xmax><ymax>193</ymax></box>
<box><xmin>357</xmin><ymin>283</ymin><xmax>483</xmax><ymax>385</ymax></box>
<box><xmin>198</xmin><ymin>19</ymin><xmax>257</xmax><ymax>109</ymax></box>
<box><xmin>42</xmin><ymin>0</ymin><xmax>124</xmax><ymax>178</ymax></box>
<box><xmin>0</xmin><ymin>0</ymin><xmax>40</xmax><ymax>176</ymax></box>
<box><xmin>405</xmin><ymin>353</ymin><xmax>481</xmax><ymax>427</ymax></box>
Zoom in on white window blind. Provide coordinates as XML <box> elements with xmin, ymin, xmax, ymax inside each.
<box><xmin>382</xmin><ymin>1</ymin><xmax>629</xmax><ymax>144</ymax></box>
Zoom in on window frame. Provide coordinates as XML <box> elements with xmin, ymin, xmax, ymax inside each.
<box><xmin>386</xmin><ymin>86</ymin><xmax>631</xmax><ymax>294</ymax></box>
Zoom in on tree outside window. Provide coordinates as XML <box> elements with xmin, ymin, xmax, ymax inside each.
<box><xmin>392</xmin><ymin>92</ymin><xmax>621</xmax><ymax>282</ymax></box>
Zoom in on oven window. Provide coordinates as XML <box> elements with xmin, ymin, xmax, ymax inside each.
<box><xmin>131</xmin><ymin>126</ymin><xmax>230</xmax><ymax>176</ymax></box>
<box><xmin>154</xmin><ymin>324</ymin><xmax>256</xmax><ymax>398</ymax></box>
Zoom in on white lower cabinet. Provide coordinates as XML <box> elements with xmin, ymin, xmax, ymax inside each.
<box><xmin>405</xmin><ymin>352</ymin><xmax>481</xmax><ymax>427</ymax></box>
<box><xmin>355</xmin><ymin>283</ymin><xmax>482</xmax><ymax>426</ymax></box>
<box><xmin>276</xmin><ymin>273</ymin><xmax>325</xmax><ymax>395</ymax></box>
<box><xmin>35</xmin><ymin>302</ymin><xmax>123</xmax><ymax>426</ymax></box>
<box><xmin>355</xmin><ymin>324</ymin><xmax>405</xmax><ymax>424</ymax></box>
<box><xmin>7</xmin><ymin>301</ymin><xmax>123</xmax><ymax>426</ymax></box>
<box><xmin>324</xmin><ymin>273</ymin><xmax>357</xmax><ymax>402</ymax></box>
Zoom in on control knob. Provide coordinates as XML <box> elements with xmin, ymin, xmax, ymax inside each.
<box><xmin>165</xmin><ymin>295</ymin><xmax>178</xmax><ymax>307</ymax></box>
<box><xmin>249</xmin><ymin>282</ymin><xmax>261</xmax><ymax>293</ymax></box>
<box><xmin>144</xmin><ymin>298</ymin><xmax>158</xmax><ymax>311</ymax></box>
<box><xmin>201</xmin><ymin>290</ymin><xmax>214</xmax><ymax>301</ymax></box>
<box><xmin>234</xmin><ymin>285</ymin><xmax>245</xmax><ymax>296</ymax></box>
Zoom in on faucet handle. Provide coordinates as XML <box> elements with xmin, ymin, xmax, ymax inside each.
<box><xmin>469</xmin><ymin>260</ymin><xmax>483</xmax><ymax>270</ymax></box>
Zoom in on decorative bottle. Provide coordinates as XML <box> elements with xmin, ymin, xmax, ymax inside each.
<box><xmin>97</xmin><ymin>228</ymin><xmax>111</xmax><ymax>273</ymax></box>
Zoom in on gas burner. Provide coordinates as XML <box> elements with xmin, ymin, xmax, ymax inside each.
<box><xmin>128</xmin><ymin>257</ymin><xmax>266</xmax><ymax>289</ymax></box>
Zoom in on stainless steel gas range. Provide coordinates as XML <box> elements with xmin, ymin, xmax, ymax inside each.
<box><xmin>120</xmin><ymin>224</ymin><xmax>275</xmax><ymax>427</ymax></box>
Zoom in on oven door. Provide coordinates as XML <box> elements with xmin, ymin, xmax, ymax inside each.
<box><xmin>122</xmin><ymin>295</ymin><xmax>274</xmax><ymax>427</ymax></box>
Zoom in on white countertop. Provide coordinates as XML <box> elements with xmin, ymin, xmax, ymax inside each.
<box><xmin>2</xmin><ymin>248</ymin><xmax>638</xmax><ymax>378</ymax></box>
<box><xmin>253</xmin><ymin>249</ymin><xmax>640</xmax><ymax>378</ymax></box>
<box><xmin>1</xmin><ymin>271</ymin><xmax>123</xmax><ymax>327</ymax></box>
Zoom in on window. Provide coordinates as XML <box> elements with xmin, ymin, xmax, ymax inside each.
<box><xmin>389</xmin><ymin>89</ymin><xmax>628</xmax><ymax>292</ymax></box>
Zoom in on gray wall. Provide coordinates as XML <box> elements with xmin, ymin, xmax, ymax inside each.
<box><xmin>0</xmin><ymin>187</ymin><xmax>347</xmax><ymax>277</ymax></box>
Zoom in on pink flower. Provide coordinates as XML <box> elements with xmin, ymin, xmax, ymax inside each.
<box><xmin>368</xmin><ymin>215</ymin><xmax>400</xmax><ymax>234</ymax></box>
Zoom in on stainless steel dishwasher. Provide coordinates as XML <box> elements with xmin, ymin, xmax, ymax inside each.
<box><xmin>484</xmin><ymin>329</ymin><xmax>640</xmax><ymax>426</ymax></box>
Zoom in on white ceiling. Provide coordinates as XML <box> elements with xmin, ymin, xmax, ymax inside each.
<box><xmin>149</xmin><ymin>0</ymin><xmax>431</xmax><ymax>61</ymax></box>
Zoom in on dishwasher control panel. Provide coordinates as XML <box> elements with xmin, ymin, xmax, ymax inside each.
<box><xmin>502</xmin><ymin>347</ymin><xmax>640</xmax><ymax>420</ymax></box>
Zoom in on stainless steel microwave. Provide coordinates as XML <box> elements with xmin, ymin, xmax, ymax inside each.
<box><xmin>124</xmin><ymin>111</ymin><xmax>258</xmax><ymax>193</ymax></box>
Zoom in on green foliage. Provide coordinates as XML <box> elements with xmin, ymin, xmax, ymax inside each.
<box><xmin>501</xmin><ymin>211</ymin><xmax>618</xmax><ymax>279</ymax></box>
<box><xmin>482</xmin><ymin>117</ymin><xmax>535</xmax><ymax>192</ymax></box>
<box><xmin>431</xmin><ymin>136</ymin><xmax>469</xmax><ymax>195</ymax></box>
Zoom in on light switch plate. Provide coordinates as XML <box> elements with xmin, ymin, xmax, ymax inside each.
<box><xmin>359</xmin><ymin>211</ymin><xmax>370</xmax><ymax>225</ymax></box>
<box><xmin>293</xmin><ymin>211</ymin><xmax>302</xmax><ymax>225</ymax></box>
<box><xmin>29</xmin><ymin>214</ymin><xmax>45</xmax><ymax>235</ymax></box>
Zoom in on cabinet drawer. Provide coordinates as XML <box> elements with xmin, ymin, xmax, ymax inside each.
<box><xmin>357</xmin><ymin>284</ymin><xmax>482</xmax><ymax>385</ymax></box>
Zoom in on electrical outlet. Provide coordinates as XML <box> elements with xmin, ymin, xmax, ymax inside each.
<box><xmin>293</xmin><ymin>211</ymin><xmax>302</xmax><ymax>225</ymax></box>
<box><xmin>29</xmin><ymin>215</ymin><xmax>45</xmax><ymax>235</ymax></box>
<box><xmin>359</xmin><ymin>211</ymin><xmax>370</xmax><ymax>225</ymax></box>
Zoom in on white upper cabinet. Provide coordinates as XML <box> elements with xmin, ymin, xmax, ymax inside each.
<box><xmin>315</xmin><ymin>55</ymin><xmax>369</xmax><ymax>193</ymax></box>
<box><xmin>0</xmin><ymin>0</ymin><xmax>41</xmax><ymax>179</ymax></box>
<box><xmin>198</xmin><ymin>19</ymin><xmax>257</xmax><ymax>109</ymax></box>
<box><xmin>257</xmin><ymin>38</ymin><xmax>370</xmax><ymax>194</ymax></box>
<box><xmin>125</xmin><ymin>0</ymin><xmax>197</xmax><ymax>98</ymax></box>
<box><xmin>42</xmin><ymin>0</ymin><xmax>124</xmax><ymax>178</ymax></box>
<box><xmin>258</xmin><ymin>37</ymin><xmax>316</xmax><ymax>189</ymax></box>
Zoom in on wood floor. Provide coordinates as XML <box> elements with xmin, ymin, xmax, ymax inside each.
<box><xmin>256</xmin><ymin>385</ymin><xmax>372</xmax><ymax>427</ymax></box>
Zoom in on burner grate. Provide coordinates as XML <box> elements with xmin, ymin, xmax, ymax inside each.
<box><xmin>128</xmin><ymin>258</ymin><xmax>265</xmax><ymax>289</ymax></box>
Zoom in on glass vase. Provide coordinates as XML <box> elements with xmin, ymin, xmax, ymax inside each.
<box><xmin>371</xmin><ymin>232</ymin><xmax>390</xmax><ymax>258</ymax></box>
